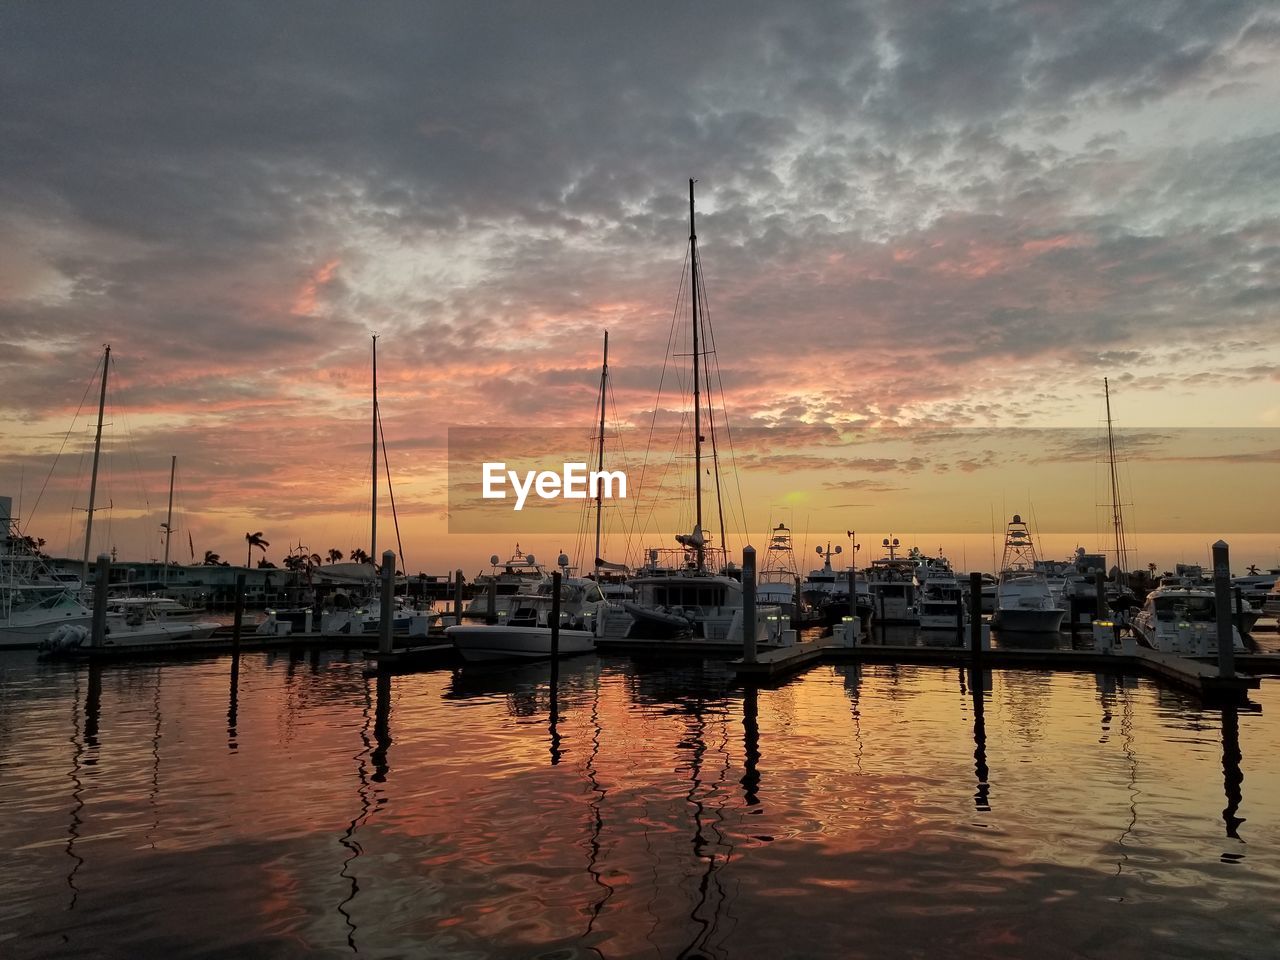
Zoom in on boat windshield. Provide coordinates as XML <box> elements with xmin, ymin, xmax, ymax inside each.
<box><xmin>1154</xmin><ymin>596</ymin><xmax>1215</xmax><ymax>622</ymax></box>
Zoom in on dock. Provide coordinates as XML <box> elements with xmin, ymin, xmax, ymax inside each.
<box><xmin>729</xmin><ymin>637</ymin><xmax>1261</xmax><ymax>703</ymax></box>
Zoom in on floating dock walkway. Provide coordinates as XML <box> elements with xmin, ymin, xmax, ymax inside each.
<box><xmin>731</xmin><ymin>637</ymin><xmax>1264</xmax><ymax>703</ymax></box>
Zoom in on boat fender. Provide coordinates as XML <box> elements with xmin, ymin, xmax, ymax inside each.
<box><xmin>40</xmin><ymin>623</ymin><xmax>90</xmax><ymax>652</ymax></box>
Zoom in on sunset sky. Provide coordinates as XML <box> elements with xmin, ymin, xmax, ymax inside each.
<box><xmin>1</xmin><ymin>2</ymin><xmax>1277</xmax><ymax>576</ymax></box>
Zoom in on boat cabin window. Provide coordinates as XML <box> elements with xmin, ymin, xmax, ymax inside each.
<box><xmin>651</xmin><ymin>584</ymin><xmax>726</xmax><ymax>608</ymax></box>
<box><xmin>1154</xmin><ymin>596</ymin><xmax>1215</xmax><ymax>622</ymax></box>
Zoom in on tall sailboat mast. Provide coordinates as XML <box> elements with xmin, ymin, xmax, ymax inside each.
<box><xmin>81</xmin><ymin>344</ymin><xmax>110</xmax><ymax>582</ymax></box>
<box><xmin>689</xmin><ymin>178</ymin><xmax>704</xmax><ymax>571</ymax></box>
<box><xmin>161</xmin><ymin>454</ymin><xmax>176</xmax><ymax>590</ymax></box>
<box><xmin>1104</xmin><ymin>377</ymin><xmax>1129</xmax><ymax>585</ymax></box>
<box><xmin>371</xmin><ymin>334</ymin><xmax>378</xmax><ymax>561</ymax></box>
<box><xmin>594</xmin><ymin>330</ymin><xmax>609</xmax><ymax>581</ymax></box>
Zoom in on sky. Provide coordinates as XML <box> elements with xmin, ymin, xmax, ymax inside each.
<box><xmin>1</xmin><ymin>1</ymin><xmax>1278</xmax><ymax>576</ymax></box>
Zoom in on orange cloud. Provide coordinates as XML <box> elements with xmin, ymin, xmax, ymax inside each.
<box><xmin>290</xmin><ymin>259</ymin><xmax>341</xmax><ymax>317</ymax></box>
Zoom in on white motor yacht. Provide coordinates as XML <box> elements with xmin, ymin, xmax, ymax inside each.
<box><xmin>1</xmin><ymin>496</ymin><xmax>93</xmax><ymax>648</ymax></box>
<box><xmin>464</xmin><ymin>548</ymin><xmax>547</xmax><ymax>617</ymax></box>
<box><xmin>447</xmin><ymin>574</ymin><xmax>607</xmax><ymax>661</ymax></box>
<box><xmin>1131</xmin><ymin>578</ymin><xmax>1245</xmax><ymax>655</ymax></box>
<box><xmin>912</xmin><ymin>550</ymin><xmax>967</xmax><ymax>630</ymax></box>
<box><xmin>863</xmin><ymin>537</ymin><xmax>918</xmax><ymax>624</ymax></box>
<box><xmin>991</xmin><ymin>515</ymin><xmax>1065</xmax><ymax>633</ymax></box>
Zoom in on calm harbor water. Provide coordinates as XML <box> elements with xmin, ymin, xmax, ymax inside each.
<box><xmin>1</xmin><ymin>648</ymin><xmax>1278</xmax><ymax>959</ymax></box>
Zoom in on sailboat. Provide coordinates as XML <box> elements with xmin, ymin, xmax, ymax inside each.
<box><xmin>320</xmin><ymin>336</ymin><xmax>413</xmax><ymax>637</ymax></box>
<box><xmin>991</xmin><ymin>515</ymin><xmax>1066</xmax><ymax>633</ymax></box>
<box><xmin>5</xmin><ymin>348</ymin><xmax>103</xmax><ymax>647</ymax></box>
<box><xmin>29</xmin><ymin>348</ymin><xmax>219</xmax><ymax>652</ymax></box>
<box><xmin>447</xmin><ymin>337</ymin><xmax>619</xmax><ymax>661</ymax></box>
<box><xmin>613</xmin><ymin>180</ymin><xmax>781</xmax><ymax>646</ymax></box>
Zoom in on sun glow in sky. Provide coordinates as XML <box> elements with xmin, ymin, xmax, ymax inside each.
<box><xmin>1</xmin><ymin>2</ymin><xmax>1277</xmax><ymax>574</ymax></box>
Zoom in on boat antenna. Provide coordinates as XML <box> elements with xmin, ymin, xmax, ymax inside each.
<box><xmin>594</xmin><ymin>330</ymin><xmax>609</xmax><ymax>581</ymax></box>
<box><xmin>689</xmin><ymin>178</ymin><xmax>704</xmax><ymax>571</ymax></box>
<box><xmin>82</xmin><ymin>344</ymin><xmax>110</xmax><ymax>583</ymax></box>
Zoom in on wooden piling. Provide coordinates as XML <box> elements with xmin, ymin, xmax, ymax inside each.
<box><xmin>848</xmin><ymin>559</ymin><xmax>857</xmax><ymax>633</ymax></box>
<box><xmin>453</xmin><ymin>568</ymin><xmax>464</xmax><ymax>625</ymax></box>
<box><xmin>90</xmin><ymin>554</ymin><xmax>110</xmax><ymax>648</ymax></box>
<box><xmin>742</xmin><ymin>546</ymin><xmax>757</xmax><ymax>664</ymax></box>
<box><xmin>968</xmin><ymin>572</ymin><xmax>982</xmax><ymax>659</ymax></box>
<box><xmin>549</xmin><ymin>570</ymin><xmax>561</xmax><ymax>667</ymax></box>
<box><xmin>231</xmin><ymin>573</ymin><xmax>246</xmax><ymax>651</ymax></box>
<box><xmin>1094</xmin><ymin>571</ymin><xmax>1106</xmax><ymax>621</ymax></box>
<box><xmin>378</xmin><ymin>550</ymin><xmax>395</xmax><ymax>655</ymax></box>
<box><xmin>487</xmin><ymin>578</ymin><xmax>497</xmax><ymax>624</ymax></box>
<box><xmin>1212</xmin><ymin>540</ymin><xmax>1234</xmax><ymax>679</ymax></box>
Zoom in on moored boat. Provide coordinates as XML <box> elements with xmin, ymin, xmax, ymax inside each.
<box><xmin>1131</xmin><ymin>578</ymin><xmax>1245</xmax><ymax>655</ymax></box>
<box><xmin>992</xmin><ymin>515</ymin><xmax>1065</xmax><ymax>634</ymax></box>
<box><xmin>41</xmin><ymin>596</ymin><xmax>220</xmax><ymax>654</ymax></box>
<box><xmin>447</xmin><ymin>576</ymin><xmax>606</xmax><ymax>661</ymax></box>
<box><xmin>863</xmin><ymin>537</ymin><xmax>918</xmax><ymax>624</ymax></box>
<box><xmin>1</xmin><ymin>495</ymin><xmax>94</xmax><ymax>648</ymax></box>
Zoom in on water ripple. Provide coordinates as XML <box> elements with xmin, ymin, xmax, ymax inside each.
<box><xmin>0</xmin><ymin>651</ymin><xmax>1276</xmax><ymax>958</ymax></box>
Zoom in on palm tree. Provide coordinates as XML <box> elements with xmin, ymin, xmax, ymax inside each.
<box><xmin>327</xmin><ymin>548</ymin><xmax>343</xmax><ymax>564</ymax></box>
<box><xmin>1246</xmin><ymin>564</ymin><xmax>1260</xmax><ymax>576</ymax></box>
<box><xmin>203</xmin><ymin>550</ymin><xmax>222</xmax><ymax>566</ymax></box>
<box><xmin>350</xmin><ymin>547</ymin><xmax>370</xmax><ymax>565</ymax></box>
<box><xmin>308</xmin><ymin>553</ymin><xmax>322</xmax><ymax>569</ymax></box>
<box><xmin>245</xmin><ymin>531</ymin><xmax>270</xmax><ymax>568</ymax></box>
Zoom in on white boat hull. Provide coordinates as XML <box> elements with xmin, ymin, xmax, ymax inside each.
<box><xmin>446</xmin><ymin>624</ymin><xmax>595</xmax><ymax>662</ymax></box>
<box><xmin>100</xmin><ymin>620</ymin><xmax>221</xmax><ymax>647</ymax></box>
<box><xmin>992</xmin><ymin>608</ymin><xmax>1065</xmax><ymax>633</ymax></box>
<box><xmin>1</xmin><ymin>612</ymin><xmax>94</xmax><ymax>648</ymax></box>
<box><xmin>1132</xmin><ymin>616</ymin><xmax>1244</xmax><ymax>656</ymax></box>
